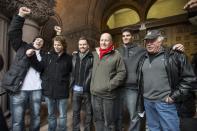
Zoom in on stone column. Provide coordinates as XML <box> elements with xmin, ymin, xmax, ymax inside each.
<box><xmin>0</xmin><ymin>13</ymin><xmax>9</xmax><ymax>112</ymax></box>
<box><xmin>22</xmin><ymin>19</ymin><xmax>40</xmax><ymax>43</ymax></box>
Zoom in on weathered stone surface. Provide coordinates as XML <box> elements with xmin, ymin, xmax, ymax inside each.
<box><xmin>0</xmin><ymin>0</ymin><xmax>55</xmax><ymax>25</ymax></box>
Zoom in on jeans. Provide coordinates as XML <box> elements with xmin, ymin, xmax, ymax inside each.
<box><xmin>117</xmin><ymin>88</ymin><xmax>143</xmax><ymax>131</ymax></box>
<box><xmin>72</xmin><ymin>92</ymin><xmax>92</xmax><ymax>131</ymax></box>
<box><xmin>45</xmin><ymin>97</ymin><xmax>68</xmax><ymax>131</ymax></box>
<box><xmin>144</xmin><ymin>99</ymin><xmax>180</xmax><ymax>131</ymax></box>
<box><xmin>10</xmin><ymin>90</ymin><xmax>42</xmax><ymax>131</ymax></box>
<box><xmin>91</xmin><ymin>95</ymin><xmax>117</xmax><ymax>131</ymax></box>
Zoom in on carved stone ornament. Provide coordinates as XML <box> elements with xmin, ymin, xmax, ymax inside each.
<box><xmin>0</xmin><ymin>0</ymin><xmax>56</xmax><ymax>25</ymax></box>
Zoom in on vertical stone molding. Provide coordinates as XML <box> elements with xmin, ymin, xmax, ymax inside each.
<box><xmin>0</xmin><ymin>13</ymin><xmax>9</xmax><ymax>112</ymax></box>
<box><xmin>0</xmin><ymin>0</ymin><xmax>55</xmax><ymax>26</ymax></box>
<box><xmin>22</xmin><ymin>19</ymin><xmax>40</xmax><ymax>43</ymax></box>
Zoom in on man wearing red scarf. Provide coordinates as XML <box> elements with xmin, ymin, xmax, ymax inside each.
<box><xmin>90</xmin><ymin>33</ymin><xmax>126</xmax><ymax>131</ymax></box>
<box><xmin>99</xmin><ymin>43</ymin><xmax>114</xmax><ymax>59</ymax></box>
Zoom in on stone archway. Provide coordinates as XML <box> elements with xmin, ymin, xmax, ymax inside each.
<box><xmin>40</xmin><ymin>13</ymin><xmax>63</xmax><ymax>51</ymax></box>
<box><xmin>101</xmin><ymin>4</ymin><xmax>139</xmax><ymax>31</ymax></box>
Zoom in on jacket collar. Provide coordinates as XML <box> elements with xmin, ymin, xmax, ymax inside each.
<box><xmin>51</xmin><ymin>51</ymin><xmax>67</xmax><ymax>57</ymax></box>
<box><xmin>78</xmin><ymin>50</ymin><xmax>93</xmax><ymax>58</ymax></box>
<box><xmin>145</xmin><ymin>47</ymin><xmax>165</xmax><ymax>58</ymax></box>
<box><xmin>95</xmin><ymin>47</ymin><xmax>114</xmax><ymax>56</ymax></box>
<box><xmin>123</xmin><ymin>43</ymin><xmax>138</xmax><ymax>49</ymax></box>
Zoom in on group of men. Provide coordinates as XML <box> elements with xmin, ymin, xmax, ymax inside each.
<box><xmin>1</xmin><ymin>0</ymin><xmax>197</xmax><ymax>130</ymax></box>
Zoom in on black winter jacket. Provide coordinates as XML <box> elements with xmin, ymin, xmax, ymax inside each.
<box><xmin>137</xmin><ymin>49</ymin><xmax>196</xmax><ymax>117</ymax></box>
<box><xmin>30</xmin><ymin>51</ymin><xmax>72</xmax><ymax>99</ymax></box>
<box><xmin>70</xmin><ymin>51</ymin><xmax>93</xmax><ymax>93</ymax></box>
<box><xmin>2</xmin><ymin>15</ymin><xmax>37</xmax><ymax>92</ymax></box>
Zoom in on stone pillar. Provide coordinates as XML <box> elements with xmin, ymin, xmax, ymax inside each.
<box><xmin>22</xmin><ymin>19</ymin><xmax>40</xmax><ymax>43</ymax></box>
<box><xmin>0</xmin><ymin>13</ymin><xmax>9</xmax><ymax>112</ymax></box>
<box><xmin>64</xmin><ymin>26</ymin><xmax>100</xmax><ymax>54</ymax></box>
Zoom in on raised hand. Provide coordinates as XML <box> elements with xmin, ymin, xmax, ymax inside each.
<box><xmin>26</xmin><ymin>49</ymin><xmax>35</xmax><ymax>57</ymax></box>
<box><xmin>54</xmin><ymin>26</ymin><xmax>62</xmax><ymax>35</ymax></box>
<box><xmin>184</xmin><ymin>0</ymin><xmax>197</xmax><ymax>10</ymax></box>
<box><xmin>18</xmin><ymin>7</ymin><xmax>31</xmax><ymax>17</ymax></box>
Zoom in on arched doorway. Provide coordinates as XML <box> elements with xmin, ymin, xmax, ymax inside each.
<box><xmin>104</xmin><ymin>7</ymin><xmax>141</xmax><ymax>47</ymax></box>
<box><xmin>102</xmin><ymin>0</ymin><xmax>197</xmax><ymax>59</ymax></box>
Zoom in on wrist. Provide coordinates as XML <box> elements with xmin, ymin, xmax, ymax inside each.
<box><xmin>18</xmin><ymin>13</ymin><xmax>25</xmax><ymax>18</ymax></box>
<box><xmin>56</xmin><ymin>32</ymin><xmax>61</xmax><ymax>35</ymax></box>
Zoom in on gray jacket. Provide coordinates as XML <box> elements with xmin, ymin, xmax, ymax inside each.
<box><xmin>117</xmin><ymin>43</ymin><xmax>145</xmax><ymax>89</ymax></box>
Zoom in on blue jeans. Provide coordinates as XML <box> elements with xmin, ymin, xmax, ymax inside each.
<box><xmin>10</xmin><ymin>90</ymin><xmax>42</xmax><ymax>131</ymax></box>
<box><xmin>73</xmin><ymin>92</ymin><xmax>92</xmax><ymax>131</ymax></box>
<box><xmin>91</xmin><ymin>95</ymin><xmax>117</xmax><ymax>131</ymax></box>
<box><xmin>144</xmin><ymin>99</ymin><xmax>180</xmax><ymax>131</ymax></box>
<box><xmin>45</xmin><ymin>97</ymin><xmax>68</xmax><ymax>131</ymax></box>
<box><xmin>117</xmin><ymin>88</ymin><xmax>143</xmax><ymax>131</ymax></box>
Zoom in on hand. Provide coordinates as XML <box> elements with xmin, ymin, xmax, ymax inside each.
<box><xmin>72</xmin><ymin>51</ymin><xmax>78</xmax><ymax>55</ymax></box>
<box><xmin>165</xmin><ymin>96</ymin><xmax>174</xmax><ymax>104</ymax></box>
<box><xmin>26</xmin><ymin>49</ymin><xmax>35</xmax><ymax>57</ymax></box>
<box><xmin>172</xmin><ymin>43</ymin><xmax>184</xmax><ymax>52</ymax></box>
<box><xmin>184</xmin><ymin>0</ymin><xmax>197</xmax><ymax>10</ymax></box>
<box><xmin>18</xmin><ymin>7</ymin><xmax>31</xmax><ymax>17</ymax></box>
<box><xmin>54</xmin><ymin>26</ymin><xmax>62</xmax><ymax>35</ymax></box>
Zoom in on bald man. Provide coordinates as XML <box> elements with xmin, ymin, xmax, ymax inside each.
<box><xmin>90</xmin><ymin>33</ymin><xmax>126</xmax><ymax>131</ymax></box>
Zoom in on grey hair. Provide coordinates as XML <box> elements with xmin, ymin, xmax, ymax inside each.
<box><xmin>157</xmin><ymin>36</ymin><xmax>165</xmax><ymax>42</ymax></box>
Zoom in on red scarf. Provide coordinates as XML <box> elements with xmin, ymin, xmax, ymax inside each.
<box><xmin>99</xmin><ymin>44</ymin><xmax>114</xmax><ymax>59</ymax></box>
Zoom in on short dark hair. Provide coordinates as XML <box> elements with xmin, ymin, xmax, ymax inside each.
<box><xmin>32</xmin><ymin>35</ymin><xmax>44</xmax><ymax>43</ymax></box>
<box><xmin>53</xmin><ymin>36</ymin><xmax>67</xmax><ymax>51</ymax></box>
<box><xmin>78</xmin><ymin>36</ymin><xmax>89</xmax><ymax>44</ymax></box>
<box><xmin>121</xmin><ymin>27</ymin><xmax>134</xmax><ymax>34</ymax></box>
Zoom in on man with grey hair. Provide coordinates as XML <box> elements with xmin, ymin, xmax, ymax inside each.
<box><xmin>137</xmin><ymin>30</ymin><xmax>196</xmax><ymax>131</ymax></box>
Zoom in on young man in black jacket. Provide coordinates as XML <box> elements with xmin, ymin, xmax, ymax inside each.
<box><xmin>2</xmin><ymin>7</ymin><xmax>44</xmax><ymax>131</ymax></box>
<box><xmin>137</xmin><ymin>30</ymin><xmax>196</xmax><ymax>131</ymax></box>
<box><xmin>70</xmin><ymin>36</ymin><xmax>93</xmax><ymax>131</ymax></box>
<box><xmin>26</xmin><ymin>27</ymin><xmax>72</xmax><ymax>131</ymax></box>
